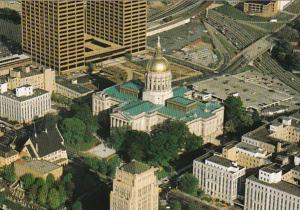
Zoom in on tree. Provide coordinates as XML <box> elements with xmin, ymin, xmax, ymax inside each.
<box><xmin>187</xmin><ymin>203</ymin><xmax>200</xmax><ymax>210</ymax></box>
<box><xmin>46</xmin><ymin>174</ymin><xmax>55</xmax><ymax>187</ymax></box>
<box><xmin>98</xmin><ymin>109</ymin><xmax>111</xmax><ymax>138</ymax></box>
<box><xmin>38</xmin><ymin>185</ymin><xmax>49</xmax><ymax>205</ymax></box>
<box><xmin>224</xmin><ymin>96</ymin><xmax>243</xmax><ymax>122</ymax></box>
<box><xmin>35</xmin><ymin>178</ymin><xmax>45</xmax><ymax>187</ymax></box>
<box><xmin>109</xmin><ymin>126</ymin><xmax>128</xmax><ymax>150</ymax></box>
<box><xmin>21</xmin><ymin>174</ymin><xmax>35</xmax><ymax>190</ymax></box>
<box><xmin>276</xmin><ymin>26</ymin><xmax>299</xmax><ymax>42</ymax></box>
<box><xmin>178</xmin><ymin>173</ymin><xmax>198</xmax><ymax>196</ymax></box>
<box><xmin>71</xmin><ymin>103</ymin><xmax>98</xmax><ymax>134</ymax></box>
<box><xmin>62</xmin><ymin>173</ymin><xmax>73</xmax><ymax>184</ymax></box>
<box><xmin>58</xmin><ymin>185</ymin><xmax>67</xmax><ymax>204</ymax></box>
<box><xmin>124</xmin><ymin>130</ymin><xmax>150</xmax><ymax>161</ymax></box>
<box><xmin>28</xmin><ymin>185</ymin><xmax>38</xmax><ymax>201</ymax></box>
<box><xmin>72</xmin><ymin>201</ymin><xmax>83</xmax><ymax>210</ymax></box>
<box><xmin>106</xmin><ymin>156</ymin><xmax>121</xmax><ymax>177</ymax></box>
<box><xmin>170</xmin><ymin>200</ymin><xmax>181</xmax><ymax>210</ymax></box>
<box><xmin>184</xmin><ymin>134</ymin><xmax>202</xmax><ymax>152</ymax></box>
<box><xmin>3</xmin><ymin>165</ymin><xmax>16</xmax><ymax>183</ymax></box>
<box><xmin>44</xmin><ymin>114</ymin><xmax>60</xmax><ymax>128</ymax></box>
<box><xmin>0</xmin><ymin>192</ymin><xmax>6</xmax><ymax>204</ymax></box>
<box><xmin>47</xmin><ymin>188</ymin><xmax>60</xmax><ymax>209</ymax></box>
<box><xmin>60</xmin><ymin>117</ymin><xmax>86</xmax><ymax>145</ymax></box>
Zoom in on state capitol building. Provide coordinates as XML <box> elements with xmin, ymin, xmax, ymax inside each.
<box><xmin>92</xmin><ymin>38</ymin><xmax>224</xmax><ymax>143</ymax></box>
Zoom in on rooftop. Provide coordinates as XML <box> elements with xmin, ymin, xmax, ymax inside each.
<box><xmin>261</xmin><ymin>164</ymin><xmax>282</xmax><ymax>174</ymax></box>
<box><xmin>26</xmin><ymin>126</ymin><xmax>66</xmax><ymax>158</ymax></box>
<box><xmin>206</xmin><ymin>155</ymin><xmax>237</xmax><ymax>168</ymax></box>
<box><xmin>120</xmin><ymin>160</ymin><xmax>151</xmax><ymax>175</ymax></box>
<box><xmin>248</xmin><ymin>175</ymin><xmax>300</xmax><ymax>197</ymax></box>
<box><xmin>236</xmin><ymin>142</ymin><xmax>265</xmax><ymax>154</ymax></box>
<box><xmin>167</xmin><ymin>96</ymin><xmax>195</xmax><ymax>106</ymax></box>
<box><xmin>56</xmin><ymin>77</ymin><xmax>93</xmax><ymax>95</ymax></box>
<box><xmin>120</xmin><ymin>80</ymin><xmax>144</xmax><ymax>92</ymax></box>
<box><xmin>0</xmin><ymin>88</ymin><xmax>49</xmax><ymax>102</ymax></box>
<box><xmin>16</xmin><ymin>159</ymin><xmax>61</xmax><ymax>174</ymax></box>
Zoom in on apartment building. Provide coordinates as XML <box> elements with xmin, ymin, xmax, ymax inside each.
<box><xmin>244</xmin><ymin>164</ymin><xmax>300</xmax><ymax>210</ymax></box>
<box><xmin>0</xmin><ymin>144</ymin><xmax>19</xmax><ymax>167</ymax></box>
<box><xmin>110</xmin><ymin>161</ymin><xmax>159</xmax><ymax>210</ymax></box>
<box><xmin>21</xmin><ymin>0</ymin><xmax>85</xmax><ymax>74</ymax></box>
<box><xmin>223</xmin><ymin>141</ymin><xmax>271</xmax><ymax>169</ymax></box>
<box><xmin>193</xmin><ymin>153</ymin><xmax>246</xmax><ymax>205</ymax></box>
<box><xmin>0</xmin><ymin>85</ymin><xmax>51</xmax><ymax>123</ymax></box>
<box><xmin>86</xmin><ymin>0</ymin><xmax>147</xmax><ymax>53</ymax></box>
<box><xmin>243</xmin><ymin>0</ymin><xmax>279</xmax><ymax>17</ymax></box>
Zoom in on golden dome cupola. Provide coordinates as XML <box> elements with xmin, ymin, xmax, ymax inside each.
<box><xmin>146</xmin><ymin>36</ymin><xmax>170</xmax><ymax>73</ymax></box>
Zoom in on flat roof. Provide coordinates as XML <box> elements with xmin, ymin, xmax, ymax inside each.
<box><xmin>236</xmin><ymin>142</ymin><xmax>265</xmax><ymax>154</ymax></box>
<box><xmin>0</xmin><ymin>54</ymin><xmax>30</xmax><ymax>66</ymax></box>
<box><xmin>206</xmin><ymin>155</ymin><xmax>237</xmax><ymax>168</ymax></box>
<box><xmin>16</xmin><ymin>159</ymin><xmax>61</xmax><ymax>174</ymax></box>
<box><xmin>193</xmin><ymin>71</ymin><xmax>300</xmax><ymax>112</ymax></box>
<box><xmin>261</xmin><ymin>164</ymin><xmax>282</xmax><ymax>173</ymax></box>
<box><xmin>120</xmin><ymin>160</ymin><xmax>151</xmax><ymax>175</ymax></box>
<box><xmin>248</xmin><ymin>175</ymin><xmax>300</xmax><ymax>197</ymax></box>
<box><xmin>56</xmin><ymin>77</ymin><xmax>93</xmax><ymax>94</ymax></box>
<box><xmin>167</xmin><ymin>96</ymin><xmax>196</xmax><ymax>106</ymax></box>
<box><xmin>84</xmin><ymin>34</ymin><xmax>125</xmax><ymax>57</ymax></box>
<box><xmin>0</xmin><ymin>88</ymin><xmax>49</xmax><ymax>102</ymax></box>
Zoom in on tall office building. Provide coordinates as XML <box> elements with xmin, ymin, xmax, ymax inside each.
<box><xmin>86</xmin><ymin>0</ymin><xmax>147</xmax><ymax>53</ymax></box>
<box><xmin>110</xmin><ymin>161</ymin><xmax>159</xmax><ymax>210</ymax></box>
<box><xmin>21</xmin><ymin>0</ymin><xmax>85</xmax><ymax>74</ymax></box>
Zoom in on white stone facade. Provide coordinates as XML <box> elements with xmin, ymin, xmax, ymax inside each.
<box><xmin>193</xmin><ymin>154</ymin><xmax>245</xmax><ymax>205</ymax></box>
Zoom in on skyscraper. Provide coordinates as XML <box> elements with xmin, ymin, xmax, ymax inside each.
<box><xmin>86</xmin><ymin>0</ymin><xmax>147</xmax><ymax>53</ymax></box>
<box><xmin>110</xmin><ymin>161</ymin><xmax>159</xmax><ymax>210</ymax></box>
<box><xmin>21</xmin><ymin>0</ymin><xmax>85</xmax><ymax>74</ymax></box>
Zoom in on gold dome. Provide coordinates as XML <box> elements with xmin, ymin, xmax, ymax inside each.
<box><xmin>146</xmin><ymin>36</ymin><xmax>170</xmax><ymax>73</ymax></box>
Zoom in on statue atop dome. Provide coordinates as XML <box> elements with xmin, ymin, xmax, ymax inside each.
<box><xmin>146</xmin><ymin>36</ymin><xmax>170</xmax><ymax>73</ymax></box>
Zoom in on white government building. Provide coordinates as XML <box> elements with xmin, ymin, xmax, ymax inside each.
<box><xmin>193</xmin><ymin>153</ymin><xmax>246</xmax><ymax>205</ymax></box>
<box><xmin>0</xmin><ymin>84</ymin><xmax>51</xmax><ymax>123</ymax></box>
<box><xmin>92</xmin><ymin>37</ymin><xmax>224</xmax><ymax>143</ymax></box>
<box><xmin>245</xmin><ymin>163</ymin><xmax>300</xmax><ymax>210</ymax></box>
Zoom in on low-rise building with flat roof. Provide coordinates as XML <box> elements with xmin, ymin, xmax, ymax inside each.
<box><xmin>223</xmin><ymin>141</ymin><xmax>271</xmax><ymax>169</ymax></box>
<box><xmin>193</xmin><ymin>153</ymin><xmax>246</xmax><ymax>205</ymax></box>
<box><xmin>245</xmin><ymin>164</ymin><xmax>300</xmax><ymax>210</ymax></box>
<box><xmin>0</xmin><ymin>144</ymin><xmax>19</xmax><ymax>167</ymax></box>
<box><xmin>14</xmin><ymin>159</ymin><xmax>63</xmax><ymax>180</ymax></box>
<box><xmin>243</xmin><ymin>0</ymin><xmax>279</xmax><ymax>17</ymax></box>
<box><xmin>242</xmin><ymin>116</ymin><xmax>300</xmax><ymax>153</ymax></box>
<box><xmin>0</xmin><ymin>54</ymin><xmax>31</xmax><ymax>76</ymax></box>
<box><xmin>55</xmin><ymin>77</ymin><xmax>94</xmax><ymax>99</ymax></box>
<box><xmin>0</xmin><ymin>85</ymin><xmax>51</xmax><ymax>123</ymax></box>
<box><xmin>2</xmin><ymin>65</ymin><xmax>56</xmax><ymax>93</ymax></box>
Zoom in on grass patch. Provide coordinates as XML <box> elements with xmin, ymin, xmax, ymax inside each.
<box><xmin>239</xmin><ymin>65</ymin><xmax>257</xmax><ymax>72</ymax></box>
<box><xmin>214</xmin><ymin>32</ymin><xmax>237</xmax><ymax>56</ymax></box>
<box><xmin>252</xmin><ymin>22</ymin><xmax>284</xmax><ymax>32</ymax></box>
<box><xmin>3</xmin><ymin>199</ymin><xmax>29</xmax><ymax>210</ymax></box>
<box><xmin>286</xmin><ymin>0</ymin><xmax>300</xmax><ymax>14</ymax></box>
<box><xmin>214</xmin><ymin>4</ymin><xmax>269</xmax><ymax>22</ymax></box>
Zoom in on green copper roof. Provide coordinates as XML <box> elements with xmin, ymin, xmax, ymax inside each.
<box><xmin>121</xmin><ymin>101</ymin><xmax>159</xmax><ymax>117</ymax></box>
<box><xmin>173</xmin><ymin>86</ymin><xmax>189</xmax><ymax>97</ymax></box>
<box><xmin>121</xmin><ymin>80</ymin><xmax>144</xmax><ymax>92</ymax></box>
<box><xmin>168</xmin><ymin>96</ymin><xmax>195</xmax><ymax>106</ymax></box>
<box><xmin>121</xmin><ymin>160</ymin><xmax>151</xmax><ymax>174</ymax></box>
<box><xmin>103</xmin><ymin>85</ymin><xmax>138</xmax><ymax>102</ymax></box>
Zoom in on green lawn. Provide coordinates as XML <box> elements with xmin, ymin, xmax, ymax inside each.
<box><xmin>214</xmin><ymin>4</ymin><xmax>269</xmax><ymax>22</ymax></box>
<box><xmin>252</xmin><ymin>22</ymin><xmax>284</xmax><ymax>32</ymax></box>
<box><xmin>239</xmin><ymin>65</ymin><xmax>257</xmax><ymax>73</ymax></box>
<box><xmin>214</xmin><ymin>32</ymin><xmax>237</xmax><ymax>57</ymax></box>
<box><xmin>286</xmin><ymin>0</ymin><xmax>300</xmax><ymax>14</ymax></box>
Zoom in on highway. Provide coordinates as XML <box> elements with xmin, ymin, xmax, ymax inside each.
<box><xmin>148</xmin><ymin>0</ymin><xmax>204</xmax><ymax>22</ymax></box>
